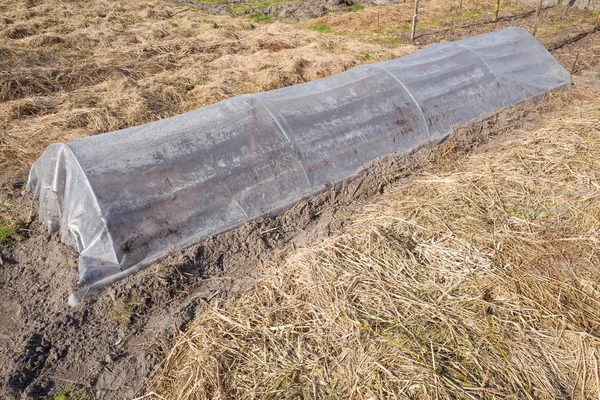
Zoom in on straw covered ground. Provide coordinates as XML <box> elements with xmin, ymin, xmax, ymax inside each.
<box><xmin>145</xmin><ymin>86</ymin><xmax>600</xmax><ymax>399</ymax></box>
<box><xmin>0</xmin><ymin>0</ymin><xmax>417</xmax><ymax>173</ymax></box>
<box><xmin>2</xmin><ymin>0</ymin><xmax>600</xmax><ymax>398</ymax></box>
<box><xmin>4</xmin><ymin>0</ymin><xmax>597</xmax><ymax>174</ymax></box>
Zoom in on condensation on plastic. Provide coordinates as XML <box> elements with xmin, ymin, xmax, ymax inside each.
<box><xmin>27</xmin><ymin>28</ymin><xmax>571</xmax><ymax>305</ymax></box>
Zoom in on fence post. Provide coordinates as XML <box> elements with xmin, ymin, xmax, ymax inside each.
<box><xmin>570</xmin><ymin>52</ymin><xmax>580</xmax><ymax>75</ymax></box>
<box><xmin>532</xmin><ymin>0</ymin><xmax>543</xmax><ymax>36</ymax></box>
<box><xmin>493</xmin><ymin>0</ymin><xmax>501</xmax><ymax>21</ymax></box>
<box><xmin>411</xmin><ymin>0</ymin><xmax>420</xmax><ymax>42</ymax></box>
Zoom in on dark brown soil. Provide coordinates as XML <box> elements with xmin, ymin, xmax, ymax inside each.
<box><xmin>1</xmin><ymin>20</ymin><xmax>599</xmax><ymax>400</ymax></box>
<box><xmin>173</xmin><ymin>0</ymin><xmax>405</xmax><ymax>22</ymax></box>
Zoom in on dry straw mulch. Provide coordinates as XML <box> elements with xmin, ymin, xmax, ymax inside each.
<box><xmin>0</xmin><ymin>0</ymin><xmax>410</xmax><ymax>173</ymax></box>
<box><xmin>145</xmin><ymin>87</ymin><xmax>600</xmax><ymax>399</ymax></box>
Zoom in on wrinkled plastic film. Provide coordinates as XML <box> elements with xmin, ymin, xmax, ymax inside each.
<box><xmin>27</xmin><ymin>28</ymin><xmax>572</xmax><ymax>304</ymax></box>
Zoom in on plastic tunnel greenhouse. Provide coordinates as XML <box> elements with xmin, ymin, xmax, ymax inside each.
<box><xmin>27</xmin><ymin>28</ymin><xmax>572</xmax><ymax>305</ymax></box>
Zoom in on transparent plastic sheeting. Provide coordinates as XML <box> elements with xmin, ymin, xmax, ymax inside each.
<box><xmin>27</xmin><ymin>28</ymin><xmax>571</xmax><ymax>305</ymax></box>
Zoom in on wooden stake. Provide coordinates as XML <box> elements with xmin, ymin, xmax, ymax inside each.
<box><xmin>493</xmin><ymin>0</ymin><xmax>501</xmax><ymax>21</ymax></box>
<box><xmin>411</xmin><ymin>0</ymin><xmax>420</xmax><ymax>43</ymax></box>
<box><xmin>532</xmin><ymin>0</ymin><xmax>543</xmax><ymax>36</ymax></box>
<box><xmin>570</xmin><ymin>52</ymin><xmax>580</xmax><ymax>75</ymax></box>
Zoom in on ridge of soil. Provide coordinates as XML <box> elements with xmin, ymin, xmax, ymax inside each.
<box><xmin>171</xmin><ymin>0</ymin><xmax>405</xmax><ymax>22</ymax></box>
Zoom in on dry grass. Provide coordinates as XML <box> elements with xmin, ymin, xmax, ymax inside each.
<box><xmin>2</xmin><ymin>0</ymin><xmax>596</xmax><ymax>174</ymax></box>
<box><xmin>0</xmin><ymin>0</ymin><xmax>412</xmax><ymax>173</ymax></box>
<box><xmin>302</xmin><ymin>0</ymin><xmax>598</xmax><ymax>49</ymax></box>
<box><xmin>144</xmin><ymin>87</ymin><xmax>600</xmax><ymax>399</ymax></box>
<box><xmin>302</xmin><ymin>0</ymin><xmax>521</xmax><ymax>41</ymax></box>
<box><xmin>2</xmin><ymin>0</ymin><xmax>599</xmax><ymax>398</ymax></box>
